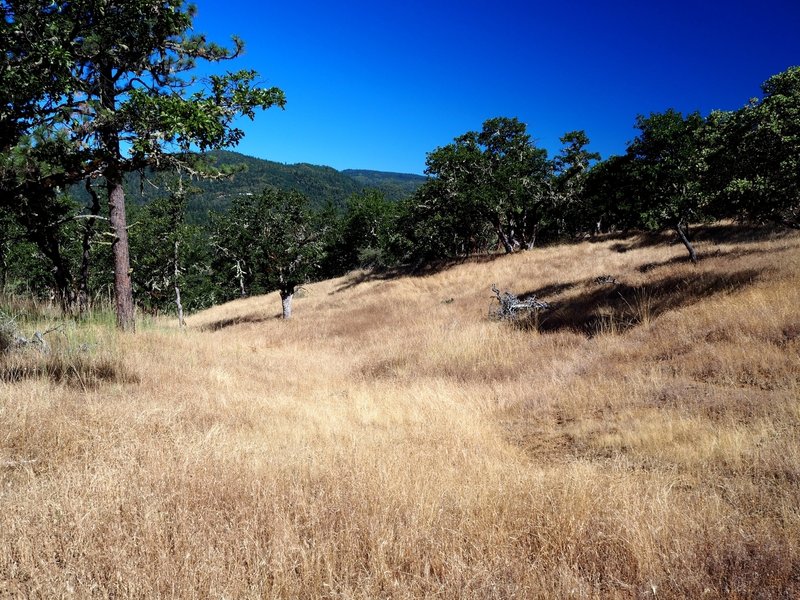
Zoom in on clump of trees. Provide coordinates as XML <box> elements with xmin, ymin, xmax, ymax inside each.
<box><xmin>401</xmin><ymin>68</ymin><xmax>799</xmax><ymax>267</ymax></box>
<box><xmin>1</xmin><ymin>6</ymin><xmax>797</xmax><ymax>332</ymax></box>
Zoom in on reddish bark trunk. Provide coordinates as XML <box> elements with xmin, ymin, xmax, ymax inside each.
<box><xmin>100</xmin><ymin>63</ymin><xmax>135</xmax><ymax>331</ymax></box>
<box><xmin>108</xmin><ymin>174</ymin><xmax>135</xmax><ymax>331</ymax></box>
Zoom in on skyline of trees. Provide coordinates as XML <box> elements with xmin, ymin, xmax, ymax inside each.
<box><xmin>1</xmin><ymin>42</ymin><xmax>798</xmax><ymax>322</ymax></box>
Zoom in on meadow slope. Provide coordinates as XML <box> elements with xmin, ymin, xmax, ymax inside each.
<box><xmin>2</xmin><ymin>223</ymin><xmax>799</xmax><ymax>598</ymax></box>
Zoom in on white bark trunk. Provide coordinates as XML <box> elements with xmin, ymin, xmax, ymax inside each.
<box><xmin>280</xmin><ymin>290</ymin><xmax>293</xmax><ymax>319</ymax></box>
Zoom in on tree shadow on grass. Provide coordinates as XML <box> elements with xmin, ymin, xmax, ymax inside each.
<box><xmin>0</xmin><ymin>352</ymin><xmax>138</xmax><ymax>388</ymax></box>
<box><xmin>519</xmin><ymin>280</ymin><xmax>579</xmax><ymax>299</ymax></box>
<box><xmin>331</xmin><ymin>267</ymin><xmax>404</xmax><ymax>294</ymax></box>
<box><xmin>607</xmin><ymin>231</ymin><xmax>673</xmax><ymax>253</ymax></box>
<box><xmin>695</xmin><ymin>221</ymin><xmax>798</xmax><ymax>245</ymax></box>
<box><xmin>331</xmin><ymin>254</ymin><xmax>504</xmax><ymax>294</ymax></box>
<box><xmin>515</xmin><ymin>269</ymin><xmax>762</xmax><ymax>336</ymax></box>
<box><xmin>637</xmin><ymin>241</ymin><xmax>799</xmax><ymax>274</ymax></box>
<box><xmin>199</xmin><ymin>313</ymin><xmax>276</xmax><ymax>332</ymax></box>
<box><xmin>600</xmin><ymin>222</ymin><xmax>794</xmax><ymax>254</ymax></box>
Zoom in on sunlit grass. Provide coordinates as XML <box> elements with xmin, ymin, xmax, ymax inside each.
<box><xmin>1</xmin><ymin>223</ymin><xmax>799</xmax><ymax>597</ymax></box>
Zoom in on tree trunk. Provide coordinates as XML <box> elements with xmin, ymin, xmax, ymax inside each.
<box><xmin>522</xmin><ymin>223</ymin><xmax>538</xmax><ymax>251</ymax></box>
<box><xmin>280</xmin><ymin>288</ymin><xmax>293</xmax><ymax>319</ymax></box>
<box><xmin>107</xmin><ymin>173</ymin><xmax>135</xmax><ymax>330</ymax></box>
<box><xmin>675</xmin><ymin>221</ymin><xmax>698</xmax><ymax>264</ymax></box>
<box><xmin>174</xmin><ymin>240</ymin><xmax>185</xmax><ymax>328</ymax></box>
<box><xmin>234</xmin><ymin>259</ymin><xmax>247</xmax><ymax>297</ymax></box>
<box><xmin>40</xmin><ymin>229</ymin><xmax>75</xmax><ymax>313</ymax></box>
<box><xmin>492</xmin><ymin>216</ymin><xmax>514</xmax><ymax>254</ymax></box>
<box><xmin>0</xmin><ymin>242</ymin><xmax>7</xmax><ymax>294</ymax></box>
<box><xmin>518</xmin><ymin>208</ymin><xmax>539</xmax><ymax>250</ymax></box>
<box><xmin>78</xmin><ymin>179</ymin><xmax>101</xmax><ymax>318</ymax></box>
<box><xmin>100</xmin><ymin>64</ymin><xmax>135</xmax><ymax>331</ymax></box>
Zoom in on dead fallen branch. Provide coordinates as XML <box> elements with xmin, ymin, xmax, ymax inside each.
<box><xmin>489</xmin><ymin>284</ymin><xmax>550</xmax><ymax>323</ymax></box>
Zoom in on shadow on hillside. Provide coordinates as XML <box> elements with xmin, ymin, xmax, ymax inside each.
<box><xmin>597</xmin><ymin>222</ymin><xmax>794</xmax><ymax>254</ymax></box>
<box><xmin>517</xmin><ymin>268</ymin><xmax>762</xmax><ymax>337</ymax></box>
<box><xmin>199</xmin><ymin>313</ymin><xmax>275</xmax><ymax>332</ymax></box>
<box><xmin>0</xmin><ymin>353</ymin><xmax>139</xmax><ymax>388</ymax></box>
<box><xmin>638</xmin><ymin>244</ymin><xmax>798</xmax><ymax>274</ymax></box>
<box><xmin>520</xmin><ymin>280</ymin><xmax>579</xmax><ymax>299</ymax></box>
<box><xmin>331</xmin><ymin>254</ymin><xmax>503</xmax><ymax>294</ymax></box>
<box><xmin>696</xmin><ymin>221</ymin><xmax>798</xmax><ymax>245</ymax></box>
<box><xmin>334</xmin><ymin>224</ymin><xmax>794</xmax><ymax>294</ymax></box>
<box><xmin>332</xmin><ymin>268</ymin><xmax>404</xmax><ymax>294</ymax></box>
<box><xmin>607</xmin><ymin>231</ymin><xmax>673</xmax><ymax>253</ymax></box>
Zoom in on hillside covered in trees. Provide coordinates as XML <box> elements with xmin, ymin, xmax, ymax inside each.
<box><xmin>2</xmin><ymin>65</ymin><xmax>799</xmax><ymax>320</ymax></box>
<box><xmin>0</xmin><ymin>0</ymin><xmax>797</xmax><ymax>327</ymax></box>
<box><xmin>66</xmin><ymin>150</ymin><xmax>426</xmax><ymax>224</ymax></box>
<box><xmin>194</xmin><ymin>151</ymin><xmax>426</xmax><ymax>216</ymax></box>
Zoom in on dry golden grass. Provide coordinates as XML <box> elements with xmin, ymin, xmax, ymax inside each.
<box><xmin>2</xmin><ymin>223</ymin><xmax>799</xmax><ymax>598</ymax></box>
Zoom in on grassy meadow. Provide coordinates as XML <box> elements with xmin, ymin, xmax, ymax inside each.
<box><xmin>1</xmin><ymin>223</ymin><xmax>799</xmax><ymax>598</ymax></box>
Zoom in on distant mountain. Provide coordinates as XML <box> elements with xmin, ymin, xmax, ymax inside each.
<box><xmin>198</xmin><ymin>150</ymin><xmax>360</xmax><ymax>212</ymax></box>
<box><xmin>188</xmin><ymin>151</ymin><xmax>426</xmax><ymax>221</ymax></box>
<box><xmin>71</xmin><ymin>150</ymin><xmax>427</xmax><ymax>224</ymax></box>
<box><xmin>342</xmin><ymin>169</ymin><xmax>427</xmax><ymax>199</ymax></box>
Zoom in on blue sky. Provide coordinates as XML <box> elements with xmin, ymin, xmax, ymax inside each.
<box><xmin>192</xmin><ymin>0</ymin><xmax>800</xmax><ymax>174</ymax></box>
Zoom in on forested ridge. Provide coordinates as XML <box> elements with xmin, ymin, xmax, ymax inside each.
<box><xmin>66</xmin><ymin>150</ymin><xmax>427</xmax><ymax>225</ymax></box>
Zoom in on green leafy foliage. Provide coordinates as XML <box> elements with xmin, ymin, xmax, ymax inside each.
<box><xmin>626</xmin><ymin>109</ymin><xmax>708</xmax><ymax>231</ymax></box>
<box><xmin>211</xmin><ymin>189</ymin><xmax>326</xmax><ymax>304</ymax></box>
<box><xmin>1</xmin><ymin>0</ymin><xmax>286</xmax><ymax>328</ymax></box>
<box><xmin>407</xmin><ymin>117</ymin><xmax>553</xmax><ymax>261</ymax></box>
<box><xmin>321</xmin><ymin>190</ymin><xmax>400</xmax><ymax>276</ymax></box>
<box><xmin>582</xmin><ymin>154</ymin><xmax>641</xmax><ymax>234</ymax></box>
<box><xmin>128</xmin><ymin>180</ymin><xmax>214</xmax><ymax>315</ymax></box>
<box><xmin>708</xmin><ymin>67</ymin><xmax>800</xmax><ymax>227</ymax></box>
<box><xmin>552</xmin><ymin>130</ymin><xmax>602</xmax><ymax>234</ymax></box>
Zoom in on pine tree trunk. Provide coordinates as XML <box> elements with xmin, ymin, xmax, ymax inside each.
<box><xmin>100</xmin><ymin>64</ymin><xmax>135</xmax><ymax>331</ymax></box>
<box><xmin>108</xmin><ymin>174</ymin><xmax>135</xmax><ymax>330</ymax></box>
<box><xmin>280</xmin><ymin>288</ymin><xmax>293</xmax><ymax>319</ymax></box>
<box><xmin>676</xmin><ymin>221</ymin><xmax>698</xmax><ymax>264</ymax></box>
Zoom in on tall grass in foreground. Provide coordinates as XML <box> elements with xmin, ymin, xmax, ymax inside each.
<box><xmin>1</xmin><ymin>223</ymin><xmax>799</xmax><ymax>598</ymax></box>
<box><xmin>0</xmin><ymin>297</ymin><xmax>134</xmax><ymax>389</ymax></box>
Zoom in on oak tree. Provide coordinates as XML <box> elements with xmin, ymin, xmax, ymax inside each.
<box><xmin>417</xmin><ymin>117</ymin><xmax>551</xmax><ymax>257</ymax></box>
<box><xmin>626</xmin><ymin>109</ymin><xmax>707</xmax><ymax>262</ymax></box>
<box><xmin>709</xmin><ymin>66</ymin><xmax>800</xmax><ymax>229</ymax></box>
<box><xmin>214</xmin><ymin>189</ymin><xmax>325</xmax><ymax>319</ymax></box>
